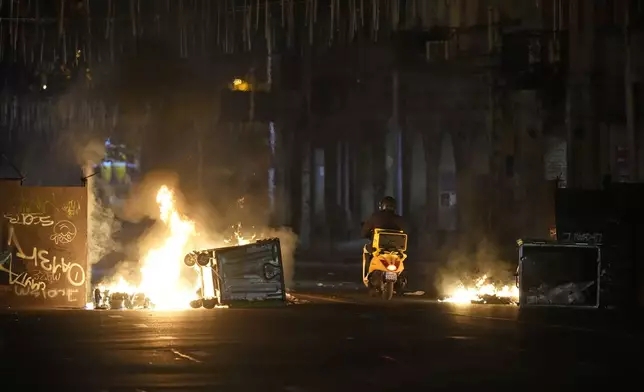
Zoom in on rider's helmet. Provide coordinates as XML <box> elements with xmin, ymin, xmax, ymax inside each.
<box><xmin>378</xmin><ymin>196</ymin><xmax>396</xmax><ymax>213</ymax></box>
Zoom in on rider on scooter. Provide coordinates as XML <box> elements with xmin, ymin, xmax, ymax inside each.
<box><xmin>361</xmin><ymin>196</ymin><xmax>407</xmax><ymax>251</ymax></box>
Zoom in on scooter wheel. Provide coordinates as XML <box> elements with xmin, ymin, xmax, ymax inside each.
<box><xmin>382</xmin><ymin>281</ymin><xmax>394</xmax><ymax>300</ymax></box>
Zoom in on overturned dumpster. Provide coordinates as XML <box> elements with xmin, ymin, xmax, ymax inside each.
<box><xmin>516</xmin><ymin>240</ymin><xmax>601</xmax><ymax>308</ymax></box>
<box><xmin>185</xmin><ymin>238</ymin><xmax>286</xmax><ymax>308</ymax></box>
<box><xmin>554</xmin><ymin>184</ymin><xmax>644</xmax><ymax>308</ymax></box>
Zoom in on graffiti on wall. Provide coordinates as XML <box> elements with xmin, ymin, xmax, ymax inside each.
<box><xmin>559</xmin><ymin>232</ymin><xmax>603</xmax><ymax>244</ymax></box>
<box><xmin>0</xmin><ymin>181</ymin><xmax>87</xmax><ymax>308</ymax></box>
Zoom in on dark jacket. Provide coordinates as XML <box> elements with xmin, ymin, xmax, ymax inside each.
<box><xmin>361</xmin><ymin>210</ymin><xmax>406</xmax><ymax>238</ymax></box>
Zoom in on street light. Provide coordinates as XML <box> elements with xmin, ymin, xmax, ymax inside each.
<box><xmin>231</xmin><ymin>78</ymin><xmax>251</xmax><ymax>91</ymax></box>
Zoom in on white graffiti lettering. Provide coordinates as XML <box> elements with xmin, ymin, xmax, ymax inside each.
<box><xmin>49</xmin><ymin>288</ymin><xmax>78</xmax><ymax>302</ymax></box>
<box><xmin>3</xmin><ymin>212</ymin><xmax>54</xmax><ymax>227</ymax></box>
<box><xmin>10</xmin><ymin>271</ymin><xmax>47</xmax><ymax>293</ymax></box>
<box><xmin>61</xmin><ymin>200</ymin><xmax>81</xmax><ymax>218</ymax></box>
<box><xmin>50</xmin><ymin>220</ymin><xmax>78</xmax><ymax>245</ymax></box>
<box><xmin>14</xmin><ymin>286</ymin><xmax>78</xmax><ymax>302</ymax></box>
<box><xmin>0</xmin><ymin>251</ymin><xmax>9</xmax><ymax>266</ymax></box>
<box><xmin>8</xmin><ymin>227</ymin><xmax>87</xmax><ymax>287</ymax></box>
<box><xmin>32</xmin><ymin>270</ymin><xmax>62</xmax><ymax>283</ymax></box>
<box><xmin>13</xmin><ymin>284</ymin><xmax>44</xmax><ymax>297</ymax></box>
<box><xmin>561</xmin><ymin>232</ymin><xmax>603</xmax><ymax>244</ymax></box>
<box><xmin>0</xmin><ymin>251</ymin><xmax>47</xmax><ymax>295</ymax></box>
<box><xmin>1</xmin><ymin>255</ymin><xmax>80</xmax><ymax>302</ymax></box>
<box><xmin>19</xmin><ymin>195</ymin><xmax>58</xmax><ymax>215</ymax></box>
<box><xmin>15</xmin><ymin>247</ymin><xmax>86</xmax><ymax>287</ymax></box>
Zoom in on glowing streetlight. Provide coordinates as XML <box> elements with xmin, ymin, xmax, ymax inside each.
<box><xmin>231</xmin><ymin>78</ymin><xmax>250</xmax><ymax>91</ymax></box>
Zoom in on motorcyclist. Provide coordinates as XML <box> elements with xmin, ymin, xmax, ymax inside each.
<box><xmin>361</xmin><ymin>196</ymin><xmax>406</xmax><ymax>249</ymax></box>
<box><xmin>361</xmin><ymin>196</ymin><xmax>407</xmax><ymax>285</ymax></box>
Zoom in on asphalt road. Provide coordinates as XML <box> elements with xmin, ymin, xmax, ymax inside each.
<box><xmin>1</xmin><ymin>292</ymin><xmax>642</xmax><ymax>391</ymax></box>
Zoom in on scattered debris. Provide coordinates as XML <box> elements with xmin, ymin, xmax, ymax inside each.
<box><xmin>286</xmin><ymin>293</ymin><xmax>310</xmax><ymax>304</ymax></box>
<box><xmin>526</xmin><ymin>281</ymin><xmax>596</xmax><ymax>305</ymax></box>
<box><xmin>470</xmin><ymin>294</ymin><xmax>516</xmax><ymax>305</ymax></box>
<box><xmin>403</xmin><ymin>291</ymin><xmax>425</xmax><ymax>296</ymax></box>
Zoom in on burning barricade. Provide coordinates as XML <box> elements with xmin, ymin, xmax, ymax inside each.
<box><xmin>92</xmin><ymin>184</ymin><xmax>290</xmax><ymax>310</ymax></box>
<box><xmin>94</xmin><ymin>185</ymin><xmax>199</xmax><ymax>310</ymax></box>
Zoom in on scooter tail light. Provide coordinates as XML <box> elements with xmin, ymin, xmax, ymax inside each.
<box><xmin>380</xmin><ymin>257</ymin><xmax>400</xmax><ymax>271</ymax></box>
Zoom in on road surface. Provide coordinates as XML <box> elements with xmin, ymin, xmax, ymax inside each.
<box><xmin>0</xmin><ymin>292</ymin><xmax>641</xmax><ymax>391</ymax></box>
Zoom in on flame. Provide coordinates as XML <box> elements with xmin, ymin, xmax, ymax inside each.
<box><xmin>440</xmin><ymin>275</ymin><xmax>519</xmax><ymax>304</ymax></box>
<box><xmin>95</xmin><ymin>187</ymin><xmax>265</xmax><ymax>310</ymax></box>
<box><xmin>138</xmin><ymin>186</ymin><xmax>198</xmax><ymax>309</ymax></box>
<box><xmin>99</xmin><ymin>185</ymin><xmax>200</xmax><ymax>310</ymax></box>
<box><xmin>224</xmin><ymin>222</ymin><xmax>257</xmax><ymax>246</ymax></box>
<box><xmin>101</xmin><ymin>276</ymin><xmax>138</xmax><ymax>295</ymax></box>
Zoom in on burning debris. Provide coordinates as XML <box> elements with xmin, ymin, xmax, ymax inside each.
<box><xmin>93</xmin><ymin>185</ymin><xmax>267</xmax><ymax>311</ymax></box>
<box><xmin>470</xmin><ymin>294</ymin><xmax>515</xmax><ymax>305</ymax></box>
<box><xmin>223</xmin><ymin>197</ymin><xmax>262</xmax><ymax>246</ymax></box>
<box><xmin>90</xmin><ymin>285</ymin><xmax>153</xmax><ymax>310</ymax></box>
<box><xmin>95</xmin><ymin>185</ymin><xmax>201</xmax><ymax>310</ymax></box>
<box><xmin>224</xmin><ymin>222</ymin><xmax>258</xmax><ymax>246</ymax></box>
<box><xmin>286</xmin><ymin>292</ymin><xmax>310</xmax><ymax>305</ymax></box>
<box><xmin>440</xmin><ymin>275</ymin><xmax>519</xmax><ymax>305</ymax></box>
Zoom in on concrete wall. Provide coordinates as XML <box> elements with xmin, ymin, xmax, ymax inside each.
<box><xmin>0</xmin><ymin>180</ymin><xmax>88</xmax><ymax>309</ymax></box>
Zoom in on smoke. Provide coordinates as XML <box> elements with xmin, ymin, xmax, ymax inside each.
<box><xmin>104</xmin><ymin>171</ymin><xmax>184</xmax><ymax>284</ymax></box>
<box><xmin>434</xmin><ymin>238</ymin><xmax>514</xmax><ymax>296</ymax></box>
<box><xmin>120</xmin><ymin>170</ymin><xmax>180</xmax><ymax>222</ymax></box>
<box><xmin>90</xmin><ymin>165</ymin><xmax>299</xmax><ymax>301</ymax></box>
<box><xmin>225</xmin><ymin>195</ymin><xmax>299</xmax><ymax>290</ymax></box>
<box><xmin>58</xmin><ymin>38</ymin><xmax>298</xmax><ymax>298</ymax></box>
<box><xmin>188</xmin><ymin>211</ymin><xmax>299</xmax><ymax>290</ymax></box>
<box><xmin>185</xmin><ymin>189</ymin><xmax>299</xmax><ymax>290</ymax></box>
<box><xmin>75</xmin><ymin>140</ymin><xmax>122</xmax><ymax>267</ymax></box>
<box><xmin>263</xmin><ymin>227</ymin><xmax>298</xmax><ymax>289</ymax></box>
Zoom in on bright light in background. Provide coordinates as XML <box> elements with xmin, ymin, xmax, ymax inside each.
<box><xmin>231</xmin><ymin>78</ymin><xmax>250</xmax><ymax>91</ymax></box>
<box><xmin>42</xmin><ymin>84</ymin><xmax>47</xmax><ymax>90</ymax></box>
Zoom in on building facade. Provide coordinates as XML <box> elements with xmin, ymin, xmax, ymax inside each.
<box><xmin>0</xmin><ymin>0</ymin><xmax>642</xmax><ymax>259</ymax></box>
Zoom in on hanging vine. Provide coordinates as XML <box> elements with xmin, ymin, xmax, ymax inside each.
<box><xmin>0</xmin><ymin>0</ymin><xmax>439</xmax><ymax>77</ymax></box>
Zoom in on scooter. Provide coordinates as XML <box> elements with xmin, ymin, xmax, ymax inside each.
<box><xmin>362</xmin><ymin>228</ymin><xmax>408</xmax><ymax>300</ymax></box>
